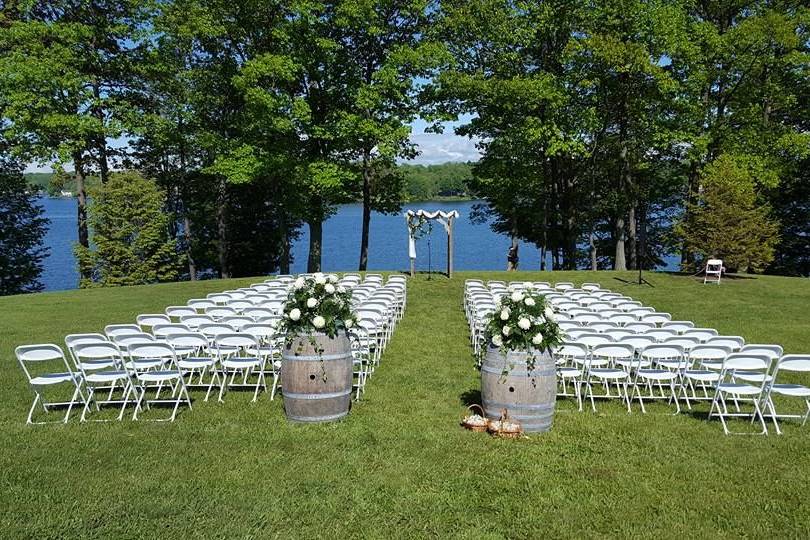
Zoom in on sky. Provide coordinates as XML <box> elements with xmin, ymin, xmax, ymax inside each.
<box><xmin>24</xmin><ymin>118</ymin><xmax>481</xmax><ymax>173</ymax></box>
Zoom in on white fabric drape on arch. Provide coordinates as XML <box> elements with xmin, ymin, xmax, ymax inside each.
<box><xmin>405</xmin><ymin>209</ymin><xmax>459</xmax><ymax>267</ymax></box>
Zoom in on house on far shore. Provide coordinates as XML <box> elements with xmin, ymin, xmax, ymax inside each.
<box><xmin>60</xmin><ymin>191</ymin><xmax>73</xmax><ymax>198</ymax></box>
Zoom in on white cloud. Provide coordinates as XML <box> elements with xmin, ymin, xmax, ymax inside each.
<box><xmin>405</xmin><ymin>116</ymin><xmax>481</xmax><ymax>165</ymax></box>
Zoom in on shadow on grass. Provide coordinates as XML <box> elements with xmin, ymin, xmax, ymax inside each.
<box><xmin>459</xmin><ymin>388</ymin><xmax>481</xmax><ymax>407</ymax></box>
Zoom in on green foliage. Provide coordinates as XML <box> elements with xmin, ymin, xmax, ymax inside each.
<box><xmin>0</xmin><ymin>153</ymin><xmax>48</xmax><ymax>295</ymax></box>
<box><xmin>400</xmin><ymin>162</ymin><xmax>472</xmax><ymax>200</ymax></box>
<box><xmin>75</xmin><ymin>171</ymin><xmax>182</xmax><ymax>287</ymax></box>
<box><xmin>676</xmin><ymin>155</ymin><xmax>780</xmax><ymax>272</ymax></box>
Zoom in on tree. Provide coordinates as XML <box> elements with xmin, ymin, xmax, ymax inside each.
<box><xmin>0</xmin><ymin>151</ymin><xmax>48</xmax><ymax>295</ymax></box>
<box><xmin>0</xmin><ymin>0</ymin><xmax>148</xmax><ymax>278</ymax></box>
<box><xmin>75</xmin><ymin>171</ymin><xmax>182</xmax><ymax>287</ymax></box>
<box><xmin>675</xmin><ymin>154</ymin><xmax>779</xmax><ymax>273</ymax></box>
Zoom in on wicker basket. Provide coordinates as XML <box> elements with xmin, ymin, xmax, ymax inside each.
<box><xmin>487</xmin><ymin>409</ymin><xmax>524</xmax><ymax>439</ymax></box>
<box><xmin>461</xmin><ymin>404</ymin><xmax>489</xmax><ymax>432</ymax></box>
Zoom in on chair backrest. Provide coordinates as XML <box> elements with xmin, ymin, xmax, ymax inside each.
<box><xmin>721</xmin><ymin>352</ymin><xmax>770</xmax><ymax>377</ymax></box>
<box><xmin>206</xmin><ymin>293</ymin><xmax>232</xmax><ymax>304</ymax></box>
<box><xmin>592</xmin><ymin>343</ymin><xmax>635</xmax><ymax>359</ymax></box>
<box><xmin>198</xmin><ymin>323</ymin><xmax>237</xmax><ymax>339</ymax></box>
<box><xmin>641</xmin><ymin>312</ymin><xmax>672</xmax><ymax>325</ymax></box>
<box><xmin>772</xmin><ymin>355</ymin><xmax>810</xmax><ymax>380</ymax></box>
<box><xmin>152</xmin><ymin>323</ymin><xmax>192</xmax><ymax>339</ymax></box>
<box><xmin>72</xmin><ymin>341</ymin><xmax>126</xmax><ymax>372</ymax></box>
<box><xmin>165</xmin><ymin>306</ymin><xmax>198</xmax><ymax>319</ymax></box>
<box><xmin>241</xmin><ymin>324</ymin><xmax>277</xmax><ymax>342</ymax></box>
<box><xmin>662</xmin><ymin>336</ymin><xmax>700</xmax><ymax>351</ymax></box>
<box><xmin>625</xmin><ymin>322</ymin><xmax>656</xmax><ymax>334</ymax></box>
<box><xmin>136</xmin><ymin>314</ymin><xmax>171</xmax><ymax>329</ymax></box>
<box><xmin>661</xmin><ymin>321</ymin><xmax>695</xmax><ymax>333</ymax></box>
<box><xmin>576</xmin><ymin>333</ymin><xmax>615</xmax><ymax>348</ymax></box>
<box><xmin>65</xmin><ymin>333</ymin><xmax>109</xmax><ymax>352</ymax></box>
<box><xmin>589</xmin><ymin>321</ymin><xmax>619</xmax><ymax>333</ymax></box>
<box><xmin>166</xmin><ymin>332</ymin><xmax>209</xmax><ymax>352</ymax></box>
<box><xmin>110</xmin><ymin>332</ymin><xmax>156</xmax><ymax>349</ymax></box>
<box><xmin>706</xmin><ymin>259</ymin><xmax>723</xmax><ymax>271</ymax></box>
<box><xmin>214</xmin><ymin>332</ymin><xmax>260</xmax><ymax>355</ymax></box>
<box><xmin>126</xmin><ymin>341</ymin><xmax>177</xmax><ymax>373</ymax></box>
<box><xmin>554</xmin><ymin>342</ymin><xmax>588</xmax><ymax>361</ymax></box>
<box><xmin>187</xmin><ymin>298</ymin><xmax>217</xmax><ymax>311</ymax></box>
<box><xmin>688</xmin><ymin>344</ymin><xmax>732</xmax><ymax>363</ymax></box>
<box><xmin>645</xmin><ymin>328</ymin><xmax>679</xmax><ymax>342</ymax></box>
<box><xmin>683</xmin><ymin>328</ymin><xmax>719</xmax><ymax>342</ymax></box>
<box><xmin>705</xmin><ymin>336</ymin><xmax>745</xmax><ymax>351</ymax></box>
<box><xmin>220</xmin><ymin>315</ymin><xmax>254</xmax><ymax>330</ymax></box>
<box><xmin>16</xmin><ymin>344</ymin><xmax>74</xmax><ymax>382</ymax></box>
<box><xmin>205</xmin><ymin>306</ymin><xmax>237</xmax><ymax>319</ymax></box>
<box><xmin>179</xmin><ymin>314</ymin><xmax>215</xmax><ymax>329</ymax></box>
<box><xmin>104</xmin><ymin>324</ymin><xmax>142</xmax><ymax>338</ymax></box>
<box><xmin>640</xmin><ymin>344</ymin><xmax>684</xmax><ymax>361</ymax></box>
<box><xmin>740</xmin><ymin>344</ymin><xmax>783</xmax><ymax>359</ymax></box>
<box><xmin>622</xmin><ymin>335</ymin><xmax>655</xmax><ymax>352</ymax></box>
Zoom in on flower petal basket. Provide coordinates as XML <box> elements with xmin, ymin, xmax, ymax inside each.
<box><xmin>461</xmin><ymin>404</ymin><xmax>489</xmax><ymax>432</ymax></box>
<box><xmin>487</xmin><ymin>409</ymin><xmax>524</xmax><ymax>439</ymax></box>
<box><xmin>279</xmin><ymin>274</ymin><xmax>358</xmax><ymax>423</ymax></box>
<box><xmin>480</xmin><ymin>289</ymin><xmax>563</xmax><ymax>434</ymax></box>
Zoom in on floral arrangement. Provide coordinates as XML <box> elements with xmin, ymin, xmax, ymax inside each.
<box><xmin>483</xmin><ymin>289</ymin><xmax>563</xmax><ymax>376</ymax></box>
<box><xmin>279</xmin><ymin>273</ymin><xmax>358</xmax><ymax>381</ymax></box>
<box><xmin>279</xmin><ymin>273</ymin><xmax>357</xmax><ymax>338</ymax></box>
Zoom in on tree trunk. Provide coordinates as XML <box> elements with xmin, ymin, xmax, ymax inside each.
<box><xmin>506</xmin><ymin>225</ymin><xmax>519</xmax><ymax>271</ymax></box>
<box><xmin>92</xmin><ymin>82</ymin><xmax>109</xmax><ymax>184</ymax></box>
<box><xmin>627</xmin><ymin>204</ymin><xmax>637</xmax><ymax>270</ymax></box>
<box><xmin>539</xmin><ymin>245</ymin><xmax>546</xmax><ymax>271</ymax></box>
<box><xmin>589</xmin><ymin>231</ymin><xmax>597</xmax><ymax>271</ymax></box>
<box><xmin>307</xmin><ymin>219</ymin><xmax>323</xmax><ymax>273</ymax></box>
<box><xmin>614</xmin><ymin>216</ymin><xmax>627</xmax><ymax>271</ymax></box>
<box><xmin>73</xmin><ymin>152</ymin><xmax>90</xmax><ymax>281</ymax></box>
<box><xmin>183</xmin><ymin>214</ymin><xmax>196</xmax><ymax>281</ymax></box>
<box><xmin>638</xmin><ymin>203</ymin><xmax>648</xmax><ymax>271</ymax></box>
<box><xmin>279</xmin><ymin>219</ymin><xmax>291</xmax><ymax>274</ymax></box>
<box><xmin>358</xmin><ymin>149</ymin><xmax>372</xmax><ymax>271</ymax></box>
<box><xmin>216</xmin><ymin>180</ymin><xmax>230</xmax><ymax>279</ymax></box>
<box><xmin>682</xmin><ymin>161</ymin><xmax>700</xmax><ymax>269</ymax></box>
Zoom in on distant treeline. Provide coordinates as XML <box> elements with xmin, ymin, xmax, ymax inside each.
<box><xmin>27</xmin><ymin>163</ymin><xmax>474</xmax><ymax>201</ymax></box>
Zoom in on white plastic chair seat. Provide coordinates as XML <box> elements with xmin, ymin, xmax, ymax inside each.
<box><xmin>636</xmin><ymin>369</ymin><xmax>679</xmax><ymax>381</ymax></box>
<box><xmin>616</xmin><ymin>359</ymin><xmax>651</xmax><ymax>369</ymax></box>
<box><xmin>222</xmin><ymin>357</ymin><xmax>261</xmax><ymax>369</ymax></box>
<box><xmin>125</xmin><ymin>358</ymin><xmax>167</xmax><ymax>371</ymax></box>
<box><xmin>177</xmin><ymin>357</ymin><xmax>217</xmax><ymax>369</ymax></box>
<box><xmin>716</xmin><ymin>382</ymin><xmax>762</xmax><ymax>396</ymax></box>
<box><xmin>655</xmin><ymin>359</ymin><xmax>684</xmax><ymax>370</ymax></box>
<box><xmin>86</xmin><ymin>370</ymin><xmax>130</xmax><ymax>383</ymax></box>
<box><xmin>682</xmin><ymin>369</ymin><xmax>720</xmax><ymax>382</ymax></box>
<box><xmin>558</xmin><ymin>367</ymin><xmax>582</xmax><ymax>378</ymax></box>
<box><xmin>770</xmin><ymin>384</ymin><xmax>810</xmax><ymax>397</ymax></box>
<box><xmin>138</xmin><ymin>370</ymin><xmax>182</xmax><ymax>382</ymax></box>
<box><xmin>590</xmin><ymin>368</ymin><xmax>628</xmax><ymax>380</ymax></box>
<box><xmin>30</xmin><ymin>372</ymin><xmax>81</xmax><ymax>386</ymax></box>
<box><xmin>733</xmin><ymin>371</ymin><xmax>772</xmax><ymax>383</ymax></box>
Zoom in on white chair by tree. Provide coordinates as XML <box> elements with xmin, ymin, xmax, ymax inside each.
<box><xmin>16</xmin><ymin>344</ymin><xmax>85</xmax><ymax>424</ymax></box>
<box><xmin>704</xmin><ymin>259</ymin><xmax>723</xmax><ymax>285</ymax></box>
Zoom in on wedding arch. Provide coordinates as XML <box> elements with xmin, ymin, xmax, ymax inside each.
<box><xmin>405</xmin><ymin>209</ymin><xmax>459</xmax><ymax>278</ymax></box>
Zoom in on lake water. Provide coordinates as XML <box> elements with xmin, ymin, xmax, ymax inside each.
<box><xmin>37</xmin><ymin>197</ymin><xmax>677</xmax><ymax>291</ymax></box>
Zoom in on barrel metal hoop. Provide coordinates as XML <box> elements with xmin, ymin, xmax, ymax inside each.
<box><xmin>481</xmin><ymin>364</ymin><xmax>556</xmax><ymax>377</ymax></box>
<box><xmin>482</xmin><ymin>400</ymin><xmax>556</xmax><ymax>411</ymax></box>
<box><xmin>286</xmin><ymin>411</ymin><xmax>348</xmax><ymax>422</ymax></box>
<box><xmin>282</xmin><ymin>352</ymin><xmax>352</xmax><ymax>362</ymax></box>
<box><xmin>283</xmin><ymin>389</ymin><xmax>352</xmax><ymax>400</ymax></box>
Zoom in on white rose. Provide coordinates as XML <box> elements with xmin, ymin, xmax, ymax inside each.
<box><xmin>315</xmin><ymin>273</ymin><xmax>327</xmax><ymax>285</ymax></box>
<box><xmin>524</xmin><ymin>297</ymin><xmax>536</xmax><ymax>307</ymax></box>
<box><xmin>544</xmin><ymin>307</ymin><xmax>555</xmax><ymax>320</ymax></box>
<box><xmin>337</xmin><ymin>285</ymin><xmax>346</xmax><ymax>294</ymax></box>
<box><xmin>312</xmin><ymin>315</ymin><xmax>326</xmax><ymax>329</ymax></box>
<box><xmin>306</xmin><ymin>297</ymin><xmax>318</xmax><ymax>308</ymax></box>
<box><xmin>294</xmin><ymin>277</ymin><xmax>306</xmax><ymax>290</ymax></box>
<box><xmin>289</xmin><ymin>308</ymin><xmax>301</xmax><ymax>321</ymax></box>
<box><xmin>344</xmin><ymin>319</ymin><xmax>354</xmax><ymax>329</ymax></box>
<box><xmin>510</xmin><ymin>291</ymin><xmax>524</xmax><ymax>302</ymax></box>
<box><xmin>491</xmin><ymin>335</ymin><xmax>503</xmax><ymax>347</ymax></box>
<box><xmin>328</xmin><ymin>274</ymin><xmax>338</xmax><ymax>283</ymax></box>
<box><xmin>532</xmin><ymin>332</ymin><xmax>544</xmax><ymax>345</ymax></box>
<box><xmin>502</xmin><ymin>325</ymin><xmax>511</xmax><ymax>336</ymax></box>
<box><xmin>324</xmin><ymin>283</ymin><xmax>335</xmax><ymax>294</ymax></box>
<box><xmin>518</xmin><ymin>318</ymin><xmax>531</xmax><ymax>330</ymax></box>
<box><xmin>499</xmin><ymin>308</ymin><xmax>510</xmax><ymax>321</ymax></box>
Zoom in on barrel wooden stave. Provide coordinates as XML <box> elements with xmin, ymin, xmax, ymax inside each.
<box><xmin>481</xmin><ymin>347</ymin><xmax>556</xmax><ymax>433</ymax></box>
<box><xmin>282</xmin><ymin>332</ymin><xmax>353</xmax><ymax>423</ymax></box>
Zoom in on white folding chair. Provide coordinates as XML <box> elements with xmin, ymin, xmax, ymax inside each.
<box><xmin>165</xmin><ymin>306</ymin><xmax>198</xmax><ymax>320</ymax></box>
<box><xmin>72</xmin><ymin>342</ymin><xmax>135</xmax><ymax>422</ymax></box>
<box><xmin>104</xmin><ymin>324</ymin><xmax>142</xmax><ymax>338</ymax></box>
<box><xmin>585</xmin><ymin>343</ymin><xmax>634</xmax><ymax>412</ymax></box>
<box><xmin>680</xmin><ymin>345</ymin><xmax>732</xmax><ymax>408</ymax></box>
<box><xmin>241</xmin><ymin>324</ymin><xmax>282</xmax><ymax>400</ymax></box>
<box><xmin>126</xmin><ymin>341</ymin><xmax>191</xmax><ymax>421</ymax></box>
<box><xmin>635</xmin><ymin>344</ymin><xmax>686</xmax><ymax>413</ymax></box>
<box><xmin>709</xmin><ymin>353</ymin><xmax>774</xmax><ymax>435</ymax></box>
<box><xmin>704</xmin><ymin>259</ymin><xmax>723</xmax><ymax>284</ymax></box>
<box><xmin>214</xmin><ymin>333</ymin><xmax>267</xmax><ymax>402</ymax></box>
<box><xmin>553</xmin><ymin>343</ymin><xmax>586</xmax><ymax>411</ymax></box>
<box><xmin>766</xmin><ymin>355</ymin><xmax>810</xmax><ymax>434</ymax></box>
<box><xmin>136</xmin><ymin>313</ymin><xmax>171</xmax><ymax>331</ymax></box>
<box><xmin>166</xmin><ymin>333</ymin><xmax>222</xmax><ymax>402</ymax></box>
<box><xmin>16</xmin><ymin>344</ymin><xmax>85</xmax><ymax>424</ymax></box>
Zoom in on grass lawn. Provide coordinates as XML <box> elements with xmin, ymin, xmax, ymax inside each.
<box><xmin>2</xmin><ymin>271</ymin><xmax>810</xmax><ymax>538</ymax></box>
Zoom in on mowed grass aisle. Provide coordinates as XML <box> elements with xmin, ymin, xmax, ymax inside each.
<box><xmin>1</xmin><ymin>271</ymin><xmax>810</xmax><ymax>538</ymax></box>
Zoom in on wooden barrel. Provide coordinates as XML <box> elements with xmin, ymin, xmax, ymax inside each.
<box><xmin>481</xmin><ymin>346</ymin><xmax>556</xmax><ymax>433</ymax></box>
<box><xmin>281</xmin><ymin>332</ymin><xmax>353</xmax><ymax>423</ymax></box>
